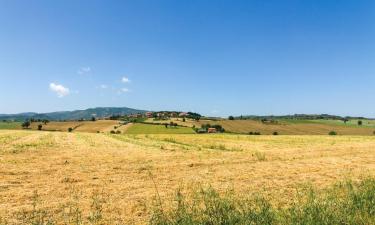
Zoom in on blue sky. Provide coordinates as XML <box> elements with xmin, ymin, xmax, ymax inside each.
<box><xmin>0</xmin><ymin>0</ymin><xmax>374</xmax><ymax>117</ymax></box>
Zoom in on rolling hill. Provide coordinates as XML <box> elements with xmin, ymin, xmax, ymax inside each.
<box><xmin>0</xmin><ymin>107</ymin><xmax>147</xmax><ymax>121</ymax></box>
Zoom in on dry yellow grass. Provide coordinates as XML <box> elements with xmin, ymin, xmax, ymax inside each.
<box><xmin>29</xmin><ymin>120</ymin><xmax>121</xmax><ymax>133</ymax></box>
<box><xmin>196</xmin><ymin>119</ymin><xmax>375</xmax><ymax>135</ymax></box>
<box><xmin>0</xmin><ymin>130</ymin><xmax>374</xmax><ymax>224</ymax></box>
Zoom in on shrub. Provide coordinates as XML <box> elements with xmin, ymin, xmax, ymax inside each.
<box><xmin>116</xmin><ymin>130</ymin><xmax>121</xmax><ymax>134</ymax></box>
<box><xmin>68</xmin><ymin>127</ymin><xmax>73</xmax><ymax>132</ymax></box>
<box><xmin>273</xmin><ymin>131</ymin><xmax>278</xmax><ymax>135</ymax></box>
<box><xmin>37</xmin><ymin>124</ymin><xmax>43</xmax><ymax>131</ymax></box>
<box><xmin>110</xmin><ymin>130</ymin><xmax>116</xmax><ymax>134</ymax></box>
<box><xmin>358</xmin><ymin>120</ymin><xmax>363</xmax><ymax>126</ymax></box>
<box><xmin>228</xmin><ymin>116</ymin><xmax>235</xmax><ymax>120</ymax></box>
<box><xmin>21</xmin><ymin>121</ymin><xmax>30</xmax><ymax>129</ymax></box>
<box><xmin>329</xmin><ymin>131</ymin><xmax>337</xmax><ymax>135</ymax></box>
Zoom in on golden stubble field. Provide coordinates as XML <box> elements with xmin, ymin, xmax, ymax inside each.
<box><xmin>1</xmin><ymin>130</ymin><xmax>375</xmax><ymax>224</ymax></box>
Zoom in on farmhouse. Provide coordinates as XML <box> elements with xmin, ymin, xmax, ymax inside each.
<box><xmin>145</xmin><ymin>112</ymin><xmax>153</xmax><ymax>118</ymax></box>
<box><xmin>179</xmin><ymin>112</ymin><xmax>188</xmax><ymax>117</ymax></box>
<box><xmin>207</xmin><ymin>127</ymin><xmax>217</xmax><ymax>133</ymax></box>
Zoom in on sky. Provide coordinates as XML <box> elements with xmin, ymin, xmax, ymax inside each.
<box><xmin>0</xmin><ymin>0</ymin><xmax>374</xmax><ymax>117</ymax></box>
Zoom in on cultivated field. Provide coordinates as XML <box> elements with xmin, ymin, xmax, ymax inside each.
<box><xmin>3</xmin><ymin>119</ymin><xmax>375</xmax><ymax>136</ymax></box>
<box><xmin>0</xmin><ymin>130</ymin><xmax>374</xmax><ymax>224</ymax></box>
<box><xmin>126</xmin><ymin>123</ymin><xmax>195</xmax><ymax>134</ymax></box>
<box><xmin>0</xmin><ymin>122</ymin><xmax>21</xmax><ymax>130</ymax></box>
<box><xmin>195</xmin><ymin>119</ymin><xmax>375</xmax><ymax>135</ymax></box>
<box><xmin>28</xmin><ymin>120</ymin><xmax>122</xmax><ymax>133</ymax></box>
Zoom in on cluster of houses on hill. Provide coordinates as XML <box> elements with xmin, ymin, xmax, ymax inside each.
<box><xmin>128</xmin><ymin>111</ymin><xmax>198</xmax><ymax>120</ymax></box>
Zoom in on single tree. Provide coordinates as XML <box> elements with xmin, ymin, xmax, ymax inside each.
<box><xmin>37</xmin><ymin>124</ymin><xmax>43</xmax><ymax>131</ymax></box>
<box><xmin>228</xmin><ymin>116</ymin><xmax>235</xmax><ymax>120</ymax></box>
<box><xmin>21</xmin><ymin>121</ymin><xmax>30</xmax><ymax>129</ymax></box>
<box><xmin>91</xmin><ymin>117</ymin><xmax>96</xmax><ymax>121</ymax></box>
<box><xmin>68</xmin><ymin>127</ymin><xmax>73</xmax><ymax>132</ymax></box>
<box><xmin>358</xmin><ymin>120</ymin><xmax>363</xmax><ymax>126</ymax></box>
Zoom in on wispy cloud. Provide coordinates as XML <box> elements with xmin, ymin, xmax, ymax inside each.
<box><xmin>117</xmin><ymin>88</ymin><xmax>130</xmax><ymax>95</ymax></box>
<box><xmin>121</xmin><ymin>77</ymin><xmax>130</xmax><ymax>83</ymax></box>
<box><xmin>121</xmin><ymin>88</ymin><xmax>130</xmax><ymax>92</ymax></box>
<box><xmin>49</xmin><ymin>83</ymin><xmax>70</xmax><ymax>97</ymax></box>
<box><xmin>77</xmin><ymin>67</ymin><xmax>91</xmax><ymax>75</ymax></box>
<box><xmin>99</xmin><ymin>84</ymin><xmax>108</xmax><ymax>89</ymax></box>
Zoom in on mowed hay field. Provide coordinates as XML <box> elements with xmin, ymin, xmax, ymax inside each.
<box><xmin>0</xmin><ymin>130</ymin><xmax>375</xmax><ymax>224</ymax></box>
<box><xmin>29</xmin><ymin>120</ymin><xmax>122</xmax><ymax>133</ymax></box>
<box><xmin>196</xmin><ymin>119</ymin><xmax>375</xmax><ymax>135</ymax></box>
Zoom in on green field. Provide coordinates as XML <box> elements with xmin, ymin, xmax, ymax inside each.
<box><xmin>315</xmin><ymin>119</ymin><xmax>375</xmax><ymax>127</ymax></box>
<box><xmin>278</xmin><ymin>118</ymin><xmax>375</xmax><ymax>127</ymax></box>
<box><xmin>125</xmin><ymin>123</ymin><xmax>195</xmax><ymax>134</ymax></box>
<box><xmin>0</xmin><ymin>121</ymin><xmax>21</xmax><ymax>129</ymax></box>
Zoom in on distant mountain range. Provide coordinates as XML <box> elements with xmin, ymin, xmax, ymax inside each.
<box><xmin>0</xmin><ymin>107</ymin><xmax>147</xmax><ymax>121</ymax></box>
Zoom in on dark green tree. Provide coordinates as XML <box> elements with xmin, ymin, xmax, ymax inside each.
<box><xmin>21</xmin><ymin>121</ymin><xmax>30</xmax><ymax>129</ymax></box>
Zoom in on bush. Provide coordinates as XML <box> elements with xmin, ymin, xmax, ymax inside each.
<box><xmin>68</xmin><ymin>127</ymin><xmax>73</xmax><ymax>132</ymax></box>
<box><xmin>21</xmin><ymin>121</ymin><xmax>30</xmax><ymax>129</ymax></box>
<box><xmin>358</xmin><ymin>120</ymin><xmax>363</xmax><ymax>126</ymax></box>
<box><xmin>329</xmin><ymin>131</ymin><xmax>337</xmax><ymax>135</ymax></box>
<box><xmin>116</xmin><ymin>130</ymin><xmax>121</xmax><ymax>134</ymax></box>
<box><xmin>110</xmin><ymin>130</ymin><xmax>116</xmax><ymax>134</ymax></box>
<box><xmin>228</xmin><ymin>116</ymin><xmax>235</xmax><ymax>120</ymax></box>
<box><xmin>37</xmin><ymin>124</ymin><xmax>43</xmax><ymax>131</ymax></box>
<box><xmin>273</xmin><ymin>131</ymin><xmax>278</xmax><ymax>135</ymax></box>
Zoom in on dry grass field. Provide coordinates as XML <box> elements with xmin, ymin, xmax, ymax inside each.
<box><xmin>29</xmin><ymin>120</ymin><xmax>122</xmax><ymax>133</ymax></box>
<box><xmin>0</xmin><ymin>130</ymin><xmax>374</xmax><ymax>224</ymax></box>
<box><xmin>195</xmin><ymin>119</ymin><xmax>375</xmax><ymax>135</ymax></box>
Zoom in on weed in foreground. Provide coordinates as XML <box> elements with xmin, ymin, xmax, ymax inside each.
<box><xmin>150</xmin><ymin>178</ymin><xmax>375</xmax><ymax>225</ymax></box>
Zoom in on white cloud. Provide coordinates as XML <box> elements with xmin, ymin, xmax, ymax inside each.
<box><xmin>121</xmin><ymin>77</ymin><xmax>130</xmax><ymax>83</ymax></box>
<box><xmin>49</xmin><ymin>83</ymin><xmax>70</xmax><ymax>97</ymax></box>
<box><xmin>77</xmin><ymin>67</ymin><xmax>91</xmax><ymax>75</ymax></box>
<box><xmin>117</xmin><ymin>88</ymin><xmax>130</xmax><ymax>95</ymax></box>
<box><xmin>121</xmin><ymin>88</ymin><xmax>130</xmax><ymax>92</ymax></box>
<box><xmin>99</xmin><ymin>84</ymin><xmax>108</xmax><ymax>89</ymax></box>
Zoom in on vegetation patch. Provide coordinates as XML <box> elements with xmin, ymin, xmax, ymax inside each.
<box><xmin>150</xmin><ymin>178</ymin><xmax>375</xmax><ymax>225</ymax></box>
<box><xmin>126</xmin><ymin>124</ymin><xmax>195</xmax><ymax>134</ymax></box>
